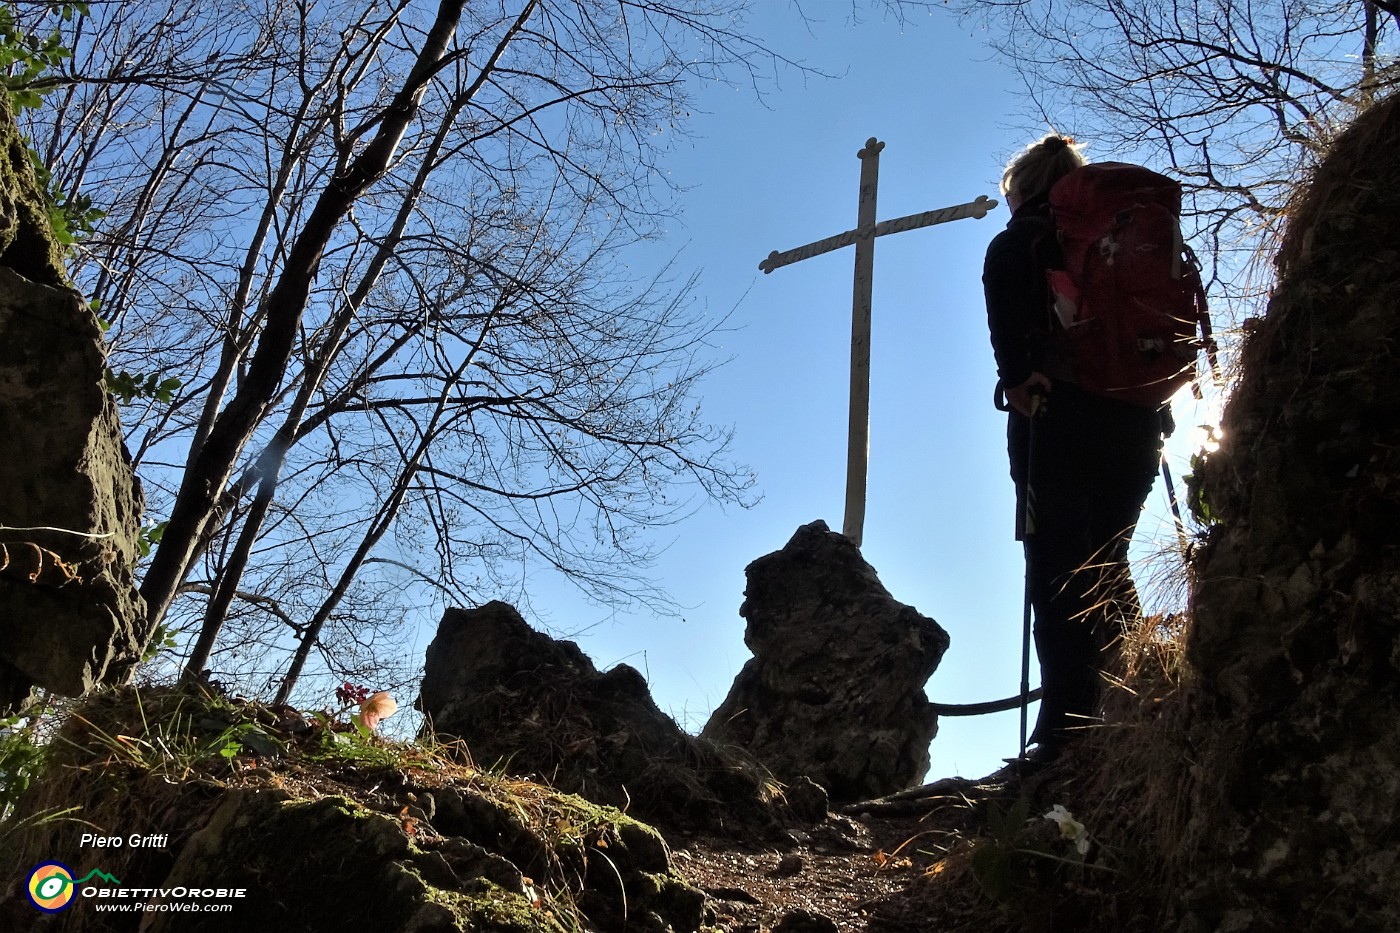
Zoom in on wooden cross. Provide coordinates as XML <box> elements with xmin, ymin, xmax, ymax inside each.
<box><xmin>760</xmin><ymin>137</ymin><xmax>997</xmax><ymax>548</ymax></box>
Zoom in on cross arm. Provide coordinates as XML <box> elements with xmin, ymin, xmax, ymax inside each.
<box><xmin>758</xmin><ymin>194</ymin><xmax>999</xmax><ymax>274</ymax></box>
<box><xmin>759</xmin><ymin>228</ymin><xmax>861</xmax><ymax>274</ymax></box>
<box><xmin>873</xmin><ymin>194</ymin><xmax>998</xmax><ymax>238</ymax></box>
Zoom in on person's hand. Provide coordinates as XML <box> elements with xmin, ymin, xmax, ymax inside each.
<box><xmin>1006</xmin><ymin>372</ymin><xmax>1052</xmax><ymax>417</ymax></box>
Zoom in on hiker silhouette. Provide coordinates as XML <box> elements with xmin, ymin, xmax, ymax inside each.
<box><xmin>983</xmin><ymin>134</ymin><xmax>1171</xmax><ymax>761</ymax></box>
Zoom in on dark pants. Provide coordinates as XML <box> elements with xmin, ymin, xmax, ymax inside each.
<box><xmin>1008</xmin><ymin>382</ymin><xmax>1162</xmax><ymax>749</ymax></box>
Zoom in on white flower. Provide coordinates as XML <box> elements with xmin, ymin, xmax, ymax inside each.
<box><xmin>1043</xmin><ymin>804</ymin><xmax>1090</xmax><ymax>855</ymax></box>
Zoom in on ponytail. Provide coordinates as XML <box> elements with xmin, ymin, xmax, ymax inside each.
<box><xmin>1001</xmin><ymin>135</ymin><xmax>1086</xmax><ymax>206</ymax></box>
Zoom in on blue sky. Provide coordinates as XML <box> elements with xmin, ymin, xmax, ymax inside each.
<box><xmin>423</xmin><ymin>4</ymin><xmax>1218</xmax><ymax>781</ymax></box>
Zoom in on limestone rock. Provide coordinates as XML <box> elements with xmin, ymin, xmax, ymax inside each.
<box><xmin>0</xmin><ymin>271</ymin><xmax>146</xmax><ymax>709</ymax></box>
<box><xmin>1178</xmin><ymin>95</ymin><xmax>1400</xmax><ymax>932</ymax></box>
<box><xmin>135</xmin><ymin>790</ymin><xmax>700</xmax><ymax>933</ymax></box>
<box><xmin>0</xmin><ymin>685</ymin><xmax>706</xmax><ymax>933</ymax></box>
<box><xmin>0</xmin><ymin>92</ymin><xmax>143</xmax><ymax>711</ymax></box>
<box><xmin>701</xmin><ymin>521</ymin><xmax>950</xmax><ymax>803</ymax></box>
<box><xmin>418</xmin><ymin>601</ymin><xmax>781</xmax><ymax>832</ymax></box>
<box><xmin>0</xmin><ymin>94</ymin><xmax>67</xmax><ymax>289</ymax></box>
<box><xmin>773</xmin><ymin>908</ymin><xmax>839</xmax><ymax>933</ymax></box>
<box><xmin>783</xmin><ymin>775</ymin><xmax>830</xmax><ymax>824</ymax></box>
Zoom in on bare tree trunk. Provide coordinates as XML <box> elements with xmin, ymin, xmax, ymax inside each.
<box><xmin>139</xmin><ymin>0</ymin><xmax>476</xmax><ymax>635</ymax></box>
<box><xmin>180</xmin><ymin>82</ymin><xmax>476</xmax><ymax>681</ymax></box>
<box><xmin>182</xmin><ymin>439</ymin><xmax>284</xmax><ymax>680</ymax></box>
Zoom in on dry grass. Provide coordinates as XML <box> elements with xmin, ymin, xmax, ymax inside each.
<box><xmin>882</xmin><ymin>606</ymin><xmax>1200</xmax><ymax>933</ymax></box>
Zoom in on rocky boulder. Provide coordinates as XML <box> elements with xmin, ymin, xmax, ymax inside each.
<box><xmin>701</xmin><ymin>521</ymin><xmax>950</xmax><ymax>803</ymax></box>
<box><xmin>0</xmin><ymin>97</ymin><xmax>145</xmax><ymax>713</ymax></box>
<box><xmin>418</xmin><ymin>601</ymin><xmax>782</xmax><ymax>833</ymax></box>
<box><xmin>1178</xmin><ymin>94</ymin><xmax>1400</xmax><ymax>931</ymax></box>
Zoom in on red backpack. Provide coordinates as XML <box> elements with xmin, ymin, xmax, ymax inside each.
<box><xmin>1046</xmin><ymin>162</ymin><xmax>1216</xmax><ymax>408</ymax></box>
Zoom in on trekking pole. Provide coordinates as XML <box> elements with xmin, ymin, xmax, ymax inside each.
<box><xmin>1018</xmin><ymin>552</ymin><xmax>1034</xmax><ymax>756</ymax></box>
<box><xmin>1160</xmin><ymin>453</ymin><xmax>1189</xmax><ymax>559</ymax></box>
<box><xmin>1018</xmin><ymin>391</ymin><xmax>1045</xmax><ymax>756</ymax></box>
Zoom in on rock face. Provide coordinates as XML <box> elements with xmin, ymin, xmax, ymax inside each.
<box><xmin>418</xmin><ymin>601</ymin><xmax>781</xmax><ymax>832</ymax></box>
<box><xmin>0</xmin><ymin>686</ymin><xmax>706</xmax><ymax>933</ymax></box>
<box><xmin>701</xmin><ymin>521</ymin><xmax>950</xmax><ymax>803</ymax></box>
<box><xmin>0</xmin><ymin>99</ymin><xmax>145</xmax><ymax>712</ymax></box>
<box><xmin>1178</xmin><ymin>95</ymin><xmax>1400</xmax><ymax>932</ymax></box>
<box><xmin>0</xmin><ymin>96</ymin><xmax>67</xmax><ymax>290</ymax></box>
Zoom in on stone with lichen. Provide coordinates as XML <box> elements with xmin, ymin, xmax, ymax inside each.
<box><xmin>702</xmin><ymin>520</ymin><xmax>950</xmax><ymax>803</ymax></box>
<box><xmin>419</xmin><ymin>600</ymin><xmax>786</xmax><ymax>833</ymax></box>
<box><xmin>0</xmin><ymin>91</ymin><xmax>145</xmax><ymax>712</ymax></box>
<box><xmin>1178</xmin><ymin>94</ymin><xmax>1400</xmax><ymax>933</ymax></box>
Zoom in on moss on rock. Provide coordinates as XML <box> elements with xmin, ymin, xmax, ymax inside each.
<box><xmin>0</xmin><ymin>92</ymin><xmax>67</xmax><ymax>288</ymax></box>
<box><xmin>0</xmin><ymin>685</ymin><xmax>708</xmax><ymax>933</ymax></box>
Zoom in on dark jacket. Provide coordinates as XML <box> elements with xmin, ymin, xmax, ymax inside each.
<box><xmin>981</xmin><ymin>192</ymin><xmax>1165</xmax><ymax>519</ymax></box>
<box><xmin>982</xmin><ymin>193</ymin><xmax>1060</xmax><ymax>392</ymax></box>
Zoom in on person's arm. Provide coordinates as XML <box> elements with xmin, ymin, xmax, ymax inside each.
<box><xmin>983</xmin><ymin>223</ymin><xmax>1051</xmax><ymax>415</ymax></box>
<box><xmin>1003</xmin><ymin>372</ymin><xmax>1052</xmax><ymax>417</ymax></box>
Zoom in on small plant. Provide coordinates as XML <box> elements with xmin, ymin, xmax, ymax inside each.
<box><xmin>332</xmin><ymin>681</ymin><xmax>397</xmax><ymax>736</ymax></box>
<box><xmin>66</xmin><ymin>687</ymin><xmax>284</xmax><ymax>779</ymax></box>
<box><xmin>0</xmin><ymin>706</ymin><xmax>51</xmax><ymax>819</ymax></box>
<box><xmin>135</xmin><ymin>520</ymin><xmax>168</xmax><ymax>562</ymax></box>
<box><xmin>969</xmin><ymin>796</ymin><xmax>1032</xmax><ymax>900</ymax></box>
<box><xmin>26</xmin><ymin>147</ymin><xmax>104</xmax><ymax>246</ymax></box>
<box><xmin>1</xmin><ymin>3</ymin><xmax>105</xmax><ymax>250</ymax></box>
<box><xmin>303</xmin><ymin>683</ymin><xmax>404</xmax><ymax>764</ymax></box>
<box><xmin>1184</xmin><ymin>425</ymin><xmax>1224</xmax><ymax>527</ymax></box>
<box><xmin>141</xmin><ymin>622</ymin><xmax>179</xmax><ymax>662</ymax></box>
<box><xmin>0</xmin><ymin>3</ymin><xmax>86</xmax><ymax>111</ymax></box>
<box><xmin>334</xmin><ymin>681</ymin><xmax>373</xmax><ymax>708</ymax></box>
<box><xmin>355</xmin><ymin>691</ymin><xmax>397</xmax><ymax>734</ymax></box>
<box><xmin>969</xmin><ymin>798</ymin><xmax>1106</xmax><ymax>901</ymax></box>
<box><xmin>1043</xmin><ymin>804</ymin><xmax>1091</xmax><ymax>856</ymax></box>
<box><xmin>105</xmin><ymin>370</ymin><xmax>182</xmax><ymax>406</ymax></box>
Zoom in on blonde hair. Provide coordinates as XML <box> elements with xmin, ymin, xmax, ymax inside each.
<box><xmin>1001</xmin><ymin>135</ymin><xmax>1087</xmax><ymax>206</ymax></box>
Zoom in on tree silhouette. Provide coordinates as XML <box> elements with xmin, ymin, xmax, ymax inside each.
<box><xmin>956</xmin><ymin>0</ymin><xmax>1400</xmax><ymax>300</ymax></box>
<box><xmin>18</xmin><ymin>0</ymin><xmax>779</xmax><ymax>698</ymax></box>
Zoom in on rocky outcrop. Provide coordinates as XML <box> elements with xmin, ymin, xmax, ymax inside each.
<box><xmin>1177</xmin><ymin>95</ymin><xmax>1400</xmax><ymax>932</ymax></box>
<box><xmin>701</xmin><ymin>521</ymin><xmax>950</xmax><ymax>803</ymax></box>
<box><xmin>0</xmin><ymin>99</ymin><xmax>145</xmax><ymax>712</ymax></box>
<box><xmin>418</xmin><ymin>601</ymin><xmax>782</xmax><ymax>833</ymax></box>
<box><xmin>0</xmin><ymin>685</ymin><xmax>707</xmax><ymax>933</ymax></box>
<box><xmin>0</xmin><ymin>95</ymin><xmax>67</xmax><ymax>290</ymax></box>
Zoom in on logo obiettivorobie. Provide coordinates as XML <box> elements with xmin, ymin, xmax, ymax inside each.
<box><xmin>25</xmin><ymin>862</ymin><xmax>122</xmax><ymax>913</ymax></box>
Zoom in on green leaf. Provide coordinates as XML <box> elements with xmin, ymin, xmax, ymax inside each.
<box><xmin>105</xmin><ymin>370</ymin><xmax>181</xmax><ymax>407</ymax></box>
<box><xmin>236</xmin><ymin>727</ymin><xmax>282</xmax><ymax>759</ymax></box>
<box><xmin>135</xmin><ymin>520</ymin><xmax>168</xmax><ymax>561</ymax></box>
<box><xmin>970</xmin><ymin>842</ymin><xmax>1015</xmax><ymax>901</ymax></box>
<box><xmin>140</xmin><ymin>621</ymin><xmax>179</xmax><ymax>662</ymax></box>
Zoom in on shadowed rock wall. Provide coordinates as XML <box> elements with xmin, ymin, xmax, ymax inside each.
<box><xmin>1179</xmin><ymin>94</ymin><xmax>1400</xmax><ymax>932</ymax></box>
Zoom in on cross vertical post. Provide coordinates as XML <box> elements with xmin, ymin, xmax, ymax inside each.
<box><xmin>760</xmin><ymin>139</ymin><xmax>997</xmax><ymax>549</ymax></box>
<box><xmin>846</xmin><ymin>138</ymin><xmax>883</xmax><ymax>547</ymax></box>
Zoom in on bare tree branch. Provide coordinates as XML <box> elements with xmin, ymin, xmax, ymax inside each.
<box><xmin>20</xmin><ymin>0</ymin><xmax>771</xmax><ymax>702</ymax></box>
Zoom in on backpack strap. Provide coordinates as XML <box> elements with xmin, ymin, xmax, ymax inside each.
<box><xmin>1184</xmin><ymin>244</ymin><xmax>1221</xmax><ymax>399</ymax></box>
